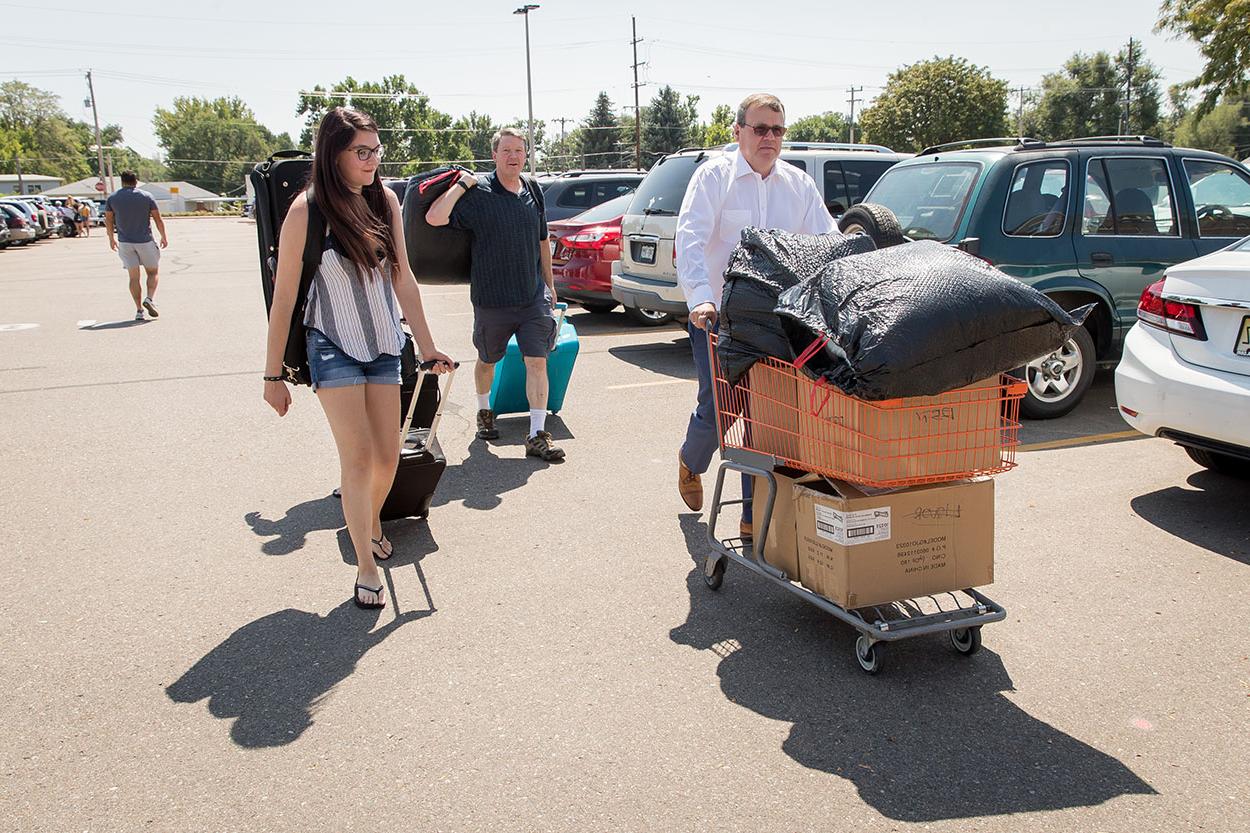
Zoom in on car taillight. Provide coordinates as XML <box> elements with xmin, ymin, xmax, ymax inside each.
<box><xmin>1137</xmin><ymin>279</ymin><xmax>1207</xmax><ymax>340</ymax></box>
<box><xmin>8</xmin><ymin>217</ymin><xmax>24</xmax><ymax>228</ymax></box>
<box><xmin>565</xmin><ymin>227</ymin><xmax>622</xmax><ymax>249</ymax></box>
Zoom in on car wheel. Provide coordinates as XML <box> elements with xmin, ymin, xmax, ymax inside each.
<box><xmin>625</xmin><ymin>306</ymin><xmax>674</xmax><ymax>326</ymax></box>
<box><xmin>1183</xmin><ymin>446</ymin><xmax>1250</xmax><ymax>478</ymax></box>
<box><xmin>838</xmin><ymin>203</ymin><xmax>909</xmax><ymax>248</ymax></box>
<box><xmin>582</xmin><ymin>302</ymin><xmax>618</xmax><ymax>314</ymax></box>
<box><xmin>1019</xmin><ymin>325</ymin><xmax>1097</xmax><ymax>419</ymax></box>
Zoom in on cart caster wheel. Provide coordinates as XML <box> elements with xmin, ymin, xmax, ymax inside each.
<box><xmin>703</xmin><ymin>555</ymin><xmax>726</xmax><ymax>590</ymax></box>
<box><xmin>855</xmin><ymin>636</ymin><xmax>884</xmax><ymax>674</ymax></box>
<box><xmin>949</xmin><ymin>626</ymin><xmax>982</xmax><ymax>656</ymax></box>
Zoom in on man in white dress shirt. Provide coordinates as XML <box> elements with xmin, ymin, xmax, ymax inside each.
<box><xmin>674</xmin><ymin>93</ymin><xmax>837</xmax><ymax>537</ymax></box>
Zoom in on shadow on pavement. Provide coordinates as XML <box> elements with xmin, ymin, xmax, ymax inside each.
<box><xmin>431</xmin><ymin>427</ymin><xmax>568</xmax><ymax>511</ymax></box>
<box><xmin>669</xmin><ymin>514</ymin><xmax>1155</xmax><ymax>821</ymax></box>
<box><xmin>77</xmin><ymin>319</ymin><xmax>150</xmax><ymax>330</ymax></box>
<box><xmin>608</xmin><ymin>338</ymin><xmax>695</xmax><ymax>381</ymax></box>
<box><xmin>167</xmin><ymin>600</ymin><xmax>431</xmax><ymax>748</ymax></box>
<box><xmin>245</xmin><ymin>494</ymin><xmax>343</xmax><ymax>556</ymax></box>
<box><xmin>1130</xmin><ymin>469</ymin><xmax>1250</xmax><ymax>565</ymax></box>
<box><xmin>564</xmin><ymin>308</ymin><xmax>682</xmax><ymax>337</ymax></box>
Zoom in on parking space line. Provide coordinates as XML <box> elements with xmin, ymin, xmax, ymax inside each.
<box><xmin>605</xmin><ymin>379</ymin><xmax>692</xmax><ymax>390</ymax></box>
<box><xmin>1018</xmin><ymin>429</ymin><xmax>1143</xmax><ymax>452</ymax></box>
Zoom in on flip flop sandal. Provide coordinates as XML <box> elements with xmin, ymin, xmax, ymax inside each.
<box><xmin>354</xmin><ymin>582</ymin><xmax>385</xmax><ymax>610</ymax></box>
<box><xmin>371</xmin><ymin>537</ymin><xmax>393</xmax><ymax>561</ymax></box>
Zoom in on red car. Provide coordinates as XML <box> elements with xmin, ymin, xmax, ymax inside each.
<box><xmin>550</xmin><ymin>193</ymin><xmax>673</xmax><ymax>326</ymax></box>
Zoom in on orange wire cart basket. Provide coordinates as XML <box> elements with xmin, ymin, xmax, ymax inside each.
<box><xmin>701</xmin><ymin>332</ymin><xmax>1021</xmax><ymax>673</ymax></box>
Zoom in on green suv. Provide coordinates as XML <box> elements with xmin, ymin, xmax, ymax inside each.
<box><xmin>850</xmin><ymin>136</ymin><xmax>1250</xmax><ymax>417</ymax></box>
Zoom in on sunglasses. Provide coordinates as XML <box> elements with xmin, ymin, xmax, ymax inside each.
<box><xmin>349</xmin><ymin>144</ymin><xmax>385</xmax><ymax>162</ymax></box>
<box><xmin>741</xmin><ymin>123</ymin><xmax>787</xmax><ymax>138</ymax></box>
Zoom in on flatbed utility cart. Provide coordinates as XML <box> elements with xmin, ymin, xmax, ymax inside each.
<box><xmin>701</xmin><ymin>334</ymin><xmax>1025</xmax><ymax>674</ymax></box>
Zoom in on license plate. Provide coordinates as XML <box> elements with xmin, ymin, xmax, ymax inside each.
<box><xmin>635</xmin><ymin>242</ymin><xmax>656</xmax><ymax>264</ymax></box>
<box><xmin>1236</xmin><ymin>315</ymin><xmax>1250</xmax><ymax>356</ymax></box>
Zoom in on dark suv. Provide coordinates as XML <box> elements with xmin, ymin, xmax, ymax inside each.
<box><xmin>537</xmin><ymin>170</ymin><xmax>645</xmax><ymax>222</ymax></box>
<box><xmin>852</xmin><ymin>136</ymin><xmax>1250</xmax><ymax>417</ymax></box>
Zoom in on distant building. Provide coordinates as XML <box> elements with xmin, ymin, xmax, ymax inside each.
<box><xmin>0</xmin><ymin>174</ymin><xmax>64</xmax><ymax>195</ymax></box>
<box><xmin>43</xmin><ymin>178</ymin><xmax>234</xmax><ymax>212</ymax></box>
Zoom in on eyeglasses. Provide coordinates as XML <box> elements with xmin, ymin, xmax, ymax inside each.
<box><xmin>349</xmin><ymin>145</ymin><xmax>385</xmax><ymax>162</ymax></box>
<box><xmin>741</xmin><ymin>123</ymin><xmax>787</xmax><ymax>138</ymax></box>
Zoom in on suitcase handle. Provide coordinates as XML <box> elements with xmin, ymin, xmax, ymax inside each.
<box><xmin>400</xmin><ymin>359</ymin><xmax>459</xmax><ymax>448</ymax></box>
<box><xmin>551</xmin><ymin>302</ymin><xmax>567</xmax><ymax>353</ymax></box>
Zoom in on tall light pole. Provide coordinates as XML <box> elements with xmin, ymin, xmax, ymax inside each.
<box><xmin>514</xmin><ymin>4</ymin><xmax>539</xmax><ymax>174</ymax></box>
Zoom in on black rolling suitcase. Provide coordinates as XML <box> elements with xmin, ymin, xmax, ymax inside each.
<box><xmin>380</xmin><ymin>359</ymin><xmax>457</xmax><ymax>521</ymax></box>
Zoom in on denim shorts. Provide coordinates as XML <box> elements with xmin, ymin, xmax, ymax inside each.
<box><xmin>306</xmin><ymin>328</ymin><xmax>401</xmax><ymax>390</ymax></box>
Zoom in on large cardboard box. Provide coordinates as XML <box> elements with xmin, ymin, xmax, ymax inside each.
<box><xmin>740</xmin><ymin>362</ymin><xmax>802</xmax><ymax>462</ymax></box>
<box><xmin>794</xmin><ymin>477</ymin><xmax>994</xmax><ymax>609</ymax></box>
<box><xmin>796</xmin><ymin>377</ymin><xmax>1006</xmax><ymax>486</ymax></box>
<box><xmin>751</xmin><ymin>468</ymin><xmax>819</xmax><ymax>581</ymax></box>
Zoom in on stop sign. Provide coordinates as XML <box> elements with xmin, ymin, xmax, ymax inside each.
<box><xmin>95</xmin><ymin>181</ymin><xmax>105</xmax><ymax>192</ymax></box>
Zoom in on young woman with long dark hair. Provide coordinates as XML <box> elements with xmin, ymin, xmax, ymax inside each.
<box><xmin>263</xmin><ymin>107</ymin><xmax>453</xmax><ymax>610</ymax></box>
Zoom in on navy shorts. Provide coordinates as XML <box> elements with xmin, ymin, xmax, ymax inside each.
<box><xmin>472</xmin><ymin>292</ymin><xmax>557</xmax><ymax>364</ymax></box>
<box><xmin>306</xmin><ymin>329</ymin><xmax>402</xmax><ymax>390</ymax></box>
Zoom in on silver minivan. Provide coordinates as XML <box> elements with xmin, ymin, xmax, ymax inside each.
<box><xmin>611</xmin><ymin>142</ymin><xmax>908</xmax><ymax>323</ymax></box>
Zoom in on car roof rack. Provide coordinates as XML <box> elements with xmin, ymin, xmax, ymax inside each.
<box><xmin>918</xmin><ymin>137</ymin><xmax>1039</xmax><ymax>156</ymax></box>
<box><xmin>1015</xmin><ymin>135</ymin><xmax>1172</xmax><ymax>149</ymax></box>
<box><xmin>543</xmin><ymin>168</ymin><xmax>647</xmax><ymax>177</ymax></box>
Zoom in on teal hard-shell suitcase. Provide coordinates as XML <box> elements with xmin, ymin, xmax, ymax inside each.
<box><xmin>489</xmin><ymin>303</ymin><xmax>579</xmax><ymax>415</ymax></box>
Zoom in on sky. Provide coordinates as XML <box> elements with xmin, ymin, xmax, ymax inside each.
<box><xmin>2</xmin><ymin>0</ymin><xmax>1207</xmax><ymax>168</ymax></box>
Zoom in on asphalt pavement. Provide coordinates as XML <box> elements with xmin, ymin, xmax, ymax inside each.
<box><xmin>0</xmin><ymin>219</ymin><xmax>1246</xmax><ymax>832</ymax></box>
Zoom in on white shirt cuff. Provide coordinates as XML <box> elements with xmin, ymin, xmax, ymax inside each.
<box><xmin>685</xmin><ymin>286</ymin><xmax>716</xmax><ymax>311</ymax></box>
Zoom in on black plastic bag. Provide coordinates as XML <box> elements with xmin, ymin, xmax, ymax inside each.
<box><xmin>718</xmin><ymin>228</ymin><xmax>876</xmax><ymax>383</ymax></box>
<box><xmin>774</xmin><ymin>240</ymin><xmax>1093</xmax><ymax>400</ymax></box>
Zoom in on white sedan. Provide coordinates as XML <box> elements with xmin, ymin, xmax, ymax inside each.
<box><xmin>1116</xmin><ymin>237</ymin><xmax>1250</xmax><ymax>477</ymax></box>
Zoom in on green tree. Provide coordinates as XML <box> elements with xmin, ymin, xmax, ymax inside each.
<box><xmin>297</xmin><ymin>76</ymin><xmax>465</xmax><ymax>175</ymax></box>
<box><xmin>1157</xmin><ymin>0</ymin><xmax>1250</xmax><ymax>117</ymax></box>
<box><xmin>451</xmin><ymin>110</ymin><xmax>499</xmax><ymax>170</ymax></box>
<box><xmin>0</xmin><ymin>80</ymin><xmax>92</xmax><ymax>181</ymax></box>
<box><xmin>154</xmin><ymin>96</ymin><xmax>287</xmax><ymax>194</ymax></box>
<box><xmin>788</xmin><ymin>111</ymin><xmax>849</xmax><ymax>143</ymax></box>
<box><xmin>1175</xmin><ymin>94</ymin><xmax>1250</xmax><ymax>156</ymax></box>
<box><xmin>580</xmin><ymin>92</ymin><xmax>624</xmax><ymax>168</ymax></box>
<box><xmin>642</xmin><ymin>86</ymin><xmax>699</xmax><ymax>159</ymax></box>
<box><xmin>699</xmin><ymin>104</ymin><xmax>735</xmax><ymax>147</ymax></box>
<box><xmin>859</xmin><ymin>56</ymin><xmax>1009</xmax><ymax>152</ymax></box>
<box><xmin>1021</xmin><ymin>47</ymin><xmax>1162</xmax><ymax>140</ymax></box>
<box><xmin>543</xmin><ymin>128</ymin><xmax>585</xmax><ymax>171</ymax></box>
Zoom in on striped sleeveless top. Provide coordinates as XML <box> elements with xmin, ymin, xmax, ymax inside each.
<box><xmin>303</xmin><ymin>231</ymin><xmax>405</xmax><ymax>362</ymax></box>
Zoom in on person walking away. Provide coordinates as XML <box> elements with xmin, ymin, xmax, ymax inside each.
<box><xmin>105</xmin><ymin>171</ymin><xmax>167</xmax><ymax>320</ymax></box>
<box><xmin>674</xmin><ymin>93</ymin><xmax>838</xmax><ymax>538</ymax></box>
<box><xmin>262</xmin><ymin>106</ymin><xmax>453</xmax><ymax>610</ymax></box>
<box><xmin>424</xmin><ymin>127</ymin><xmax>565</xmax><ymax>461</ymax></box>
<box><xmin>78</xmin><ymin>196</ymin><xmax>93</xmax><ymax>238</ymax></box>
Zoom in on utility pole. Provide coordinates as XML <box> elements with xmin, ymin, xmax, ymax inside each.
<box><xmin>846</xmin><ymin>87</ymin><xmax>863</xmax><ymax>144</ymax></box>
<box><xmin>14</xmin><ymin>155</ymin><xmax>22</xmax><ymax>195</ymax></box>
<box><xmin>1016</xmin><ymin>87</ymin><xmax>1027</xmax><ymax>137</ymax></box>
<box><xmin>85</xmin><ymin>70</ymin><xmax>110</xmax><ymax>193</ymax></box>
<box><xmin>554</xmin><ymin>117</ymin><xmax>571</xmax><ymax>142</ymax></box>
<box><xmin>1122</xmin><ymin>37</ymin><xmax>1136</xmax><ymax>135</ymax></box>
<box><xmin>632</xmin><ymin>16</ymin><xmax>644</xmax><ymax>169</ymax></box>
<box><xmin>513</xmin><ymin>5</ymin><xmax>540</xmax><ymax>175</ymax></box>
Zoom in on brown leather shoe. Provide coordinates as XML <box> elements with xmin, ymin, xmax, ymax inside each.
<box><xmin>678</xmin><ymin>452</ymin><xmax>703</xmax><ymax>511</ymax></box>
<box><xmin>739</xmin><ymin>519</ymin><xmax>754</xmax><ymax>539</ymax></box>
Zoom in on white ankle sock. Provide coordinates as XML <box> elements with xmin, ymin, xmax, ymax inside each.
<box><xmin>477</xmin><ymin>393</ymin><xmax>491</xmax><ymax>411</ymax></box>
<box><xmin>528</xmin><ymin>409</ymin><xmax>546</xmax><ymax>438</ymax></box>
